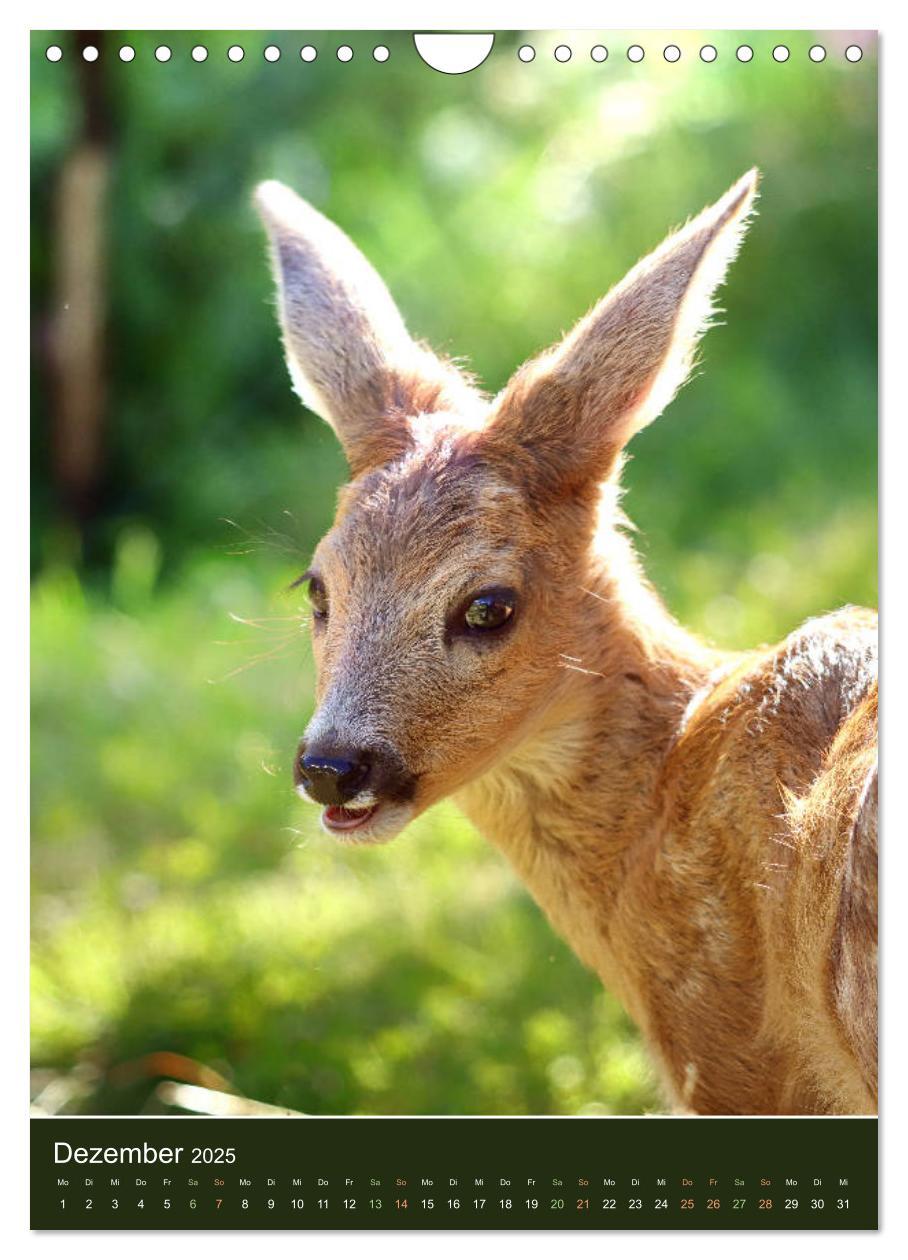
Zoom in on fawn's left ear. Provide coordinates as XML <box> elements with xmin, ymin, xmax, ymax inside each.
<box><xmin>482</xmin><ymin>169</ymin><xmax>759</xmax><ymax>493</ymax></box>
<box><xmin>255</xmin><ymin>181</ymin><xmax>478</xmax><ymax>476</ymax></box>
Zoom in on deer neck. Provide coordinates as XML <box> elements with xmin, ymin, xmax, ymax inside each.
<box><xmin>455</xmin><ymin>530</ymin><xmax>726</xmax><ymax>998</ymax></box>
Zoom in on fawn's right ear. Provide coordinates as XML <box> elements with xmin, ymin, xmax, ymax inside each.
<box><xmin>254</xmin><ymin>181</ymin><xmax>477</xmax><ymax>476</ymax></box>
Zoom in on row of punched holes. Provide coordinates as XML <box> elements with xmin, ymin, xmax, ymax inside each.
<box><xmin>46</xmin><ymin>41</ymin><xmax>865</xmax><ymax>65</ymax></box>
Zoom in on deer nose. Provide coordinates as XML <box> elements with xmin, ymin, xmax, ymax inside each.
<box><xmin>296</xmin><ymin>748</ymin><xmax>371</xmax><ymax>806</ymax></box>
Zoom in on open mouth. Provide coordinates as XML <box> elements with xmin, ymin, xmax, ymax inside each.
<box><xmin>322</xmin><ymin>803</ymin><xmax>379</xmax><ymax>834</ymax></box>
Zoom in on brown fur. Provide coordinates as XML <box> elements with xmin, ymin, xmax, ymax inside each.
<box><xmin>255</xmin><ymin>171</ymin><xmax>877</xmax><ymax>1115</ymax></box>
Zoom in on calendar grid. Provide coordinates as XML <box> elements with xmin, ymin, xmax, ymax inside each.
<box><xmin>31</xmin><ymin>1116</ymin><xmax>878</xmax><ymax>1230</ymax></box>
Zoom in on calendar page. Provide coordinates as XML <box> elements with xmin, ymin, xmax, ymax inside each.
<box><xmin>29</xmin><ymin>26</ymin><xmax>878</xmax><ymax>1233</ymax></box>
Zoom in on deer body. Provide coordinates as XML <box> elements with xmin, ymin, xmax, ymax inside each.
<box><xmin>255</xmin><ymin>170</ymin><xmax>878</xmax><ymax>1115</ymax></box>
<box><xmin>457</xmin><ymin>588</ymin><xmax>877</xmax><ymax>1115</ymax></box>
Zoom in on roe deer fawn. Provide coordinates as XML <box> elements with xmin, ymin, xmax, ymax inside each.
<box><xmin>255</xmin><ymin>170</ymin><xmax>877</xmax><ymax>1116</ymax></box>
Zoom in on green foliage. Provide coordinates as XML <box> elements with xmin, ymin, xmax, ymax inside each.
<box><xmin>31</xmin><ymin>31</ymin><xmax>876</xmax><ymax>1114</ymax></box>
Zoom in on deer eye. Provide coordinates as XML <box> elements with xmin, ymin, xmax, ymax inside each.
<box><xmin>463</xmin><ymin>589</ymin><xmax>516</xmax><ymax>633</ymax></box>
<box><xmin>306</xmin><ymin>576</ymin><xmax>329</xmax><ymax>621</ymax></box>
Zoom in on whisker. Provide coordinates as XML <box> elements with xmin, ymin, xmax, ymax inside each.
<box><xmin>228</xmin><ymin>611</ymin><xmax>304</xmax><ymax>628</ymax></box>
<box><xmin>218</xmin><ymin>515</ymin><xmax>308</xmax><ymax>560</ymax></box>
<box><xmin>213</xmin><ymin>638</ymin><xmax>291</xmax><ymax>648</ymax></box>
<box><xmin>214</xmin><ymin>627</ymin><xmax>300</xmax><ymax>650</ymax></box>
<box><xmin>580</xmin><ymin>586</ymin><xmax>614</xmax><ymax>605</ymax></box>
<box><xmin>558</xmin><ymin>661</ymin><xmax>607</xmax><ymax>680</ymax></box>
<box><xmin>207</xmin><ymin>639</ymin><xmax>299</xmax><ymax>684</ymax></box>
<box><xmin>250</xmin><ymin>515</ymin><xmax>308</xmax><ymax>555</ymax></box>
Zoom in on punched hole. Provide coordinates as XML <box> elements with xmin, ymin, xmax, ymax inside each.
<box><xmin>736</xmin><ymin>45</ymin><xmax>754</xmax><ymax>62</ymax></box>
<box><xmin>845</xmin><ymin>45</ymin><xmax>863</xmax><ymax>62</ymax></box>
<box><xmin>517</xmin><ymin>44</ymin><xmax>535</xmax><ymax>62</ymax></box>
<box><xmin>191</xmin><ymin>45</ymin><xmax>208</xmax><ymax>62</ymax></box>
<box><xmin>664</xmin><ymin>44</ymin><xmax>681</xmax><ymax>62</ymax></box>
<box><xmin>414</xmin><ymin>32</ymin><xmax>494</xmax><ymax>73</ymax></box>
<box><xmin>591</xmin><ymin>45</ymin><xmax>608</xmax><ymax>63</ymax></box>
<box><xmin>628</xmin><ymin>44</ymin><xmax>645</xmax><ymax>63</ymax></box>
<box><xmin>700</xmin><ymin>44</ymin><xmax>717</xmax><ymax>62</ymax></box>
<box><xmin>809</xmin><ymin>45</ymin><xmax>826</xmax><ymax>62</ymax></box>
<box><xmin>45</xmin><ymin>45</ymin><xmax>63</xmax><ymax>62</ymax></box>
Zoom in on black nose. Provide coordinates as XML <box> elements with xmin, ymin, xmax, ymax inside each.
<box><xmin>296</xmin><ymin>748</ymin><xmax>371</xmax><ymax>806</ymax></box>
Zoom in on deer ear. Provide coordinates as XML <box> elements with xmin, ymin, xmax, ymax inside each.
<box><xmin>482</xmin><ymin>169</ymin><xmax>759</xmax><ymax>493</ymax></box>
<box><xmin>254</xmin><ymin>181</ymin><xmax>478</xmax><ymax>476</ymax></box>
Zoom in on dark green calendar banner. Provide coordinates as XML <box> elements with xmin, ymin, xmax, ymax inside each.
<box><xmin>31</xmin><ymin>1117</ymin><xmax>877</xmax><ymax>1230</ymax></box>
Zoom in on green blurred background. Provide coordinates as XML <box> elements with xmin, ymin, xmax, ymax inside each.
<box><xmin>31</xmin><ymin>30</ymin><xmax>877</xmax><ymax>1116</ymax></box>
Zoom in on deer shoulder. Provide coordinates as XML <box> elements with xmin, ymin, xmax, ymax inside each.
<box><xmin>619</xmin><ymin>606</ymin><xmax>878</xmax><ymax>1112</ymax></box>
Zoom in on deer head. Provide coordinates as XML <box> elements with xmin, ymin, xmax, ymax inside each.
<box><xmin>255</xmin><ymin>170</ymin><xmax>758</xmax><ymax>842</ymax></box>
